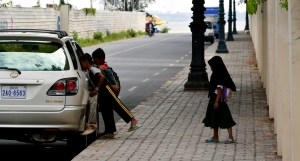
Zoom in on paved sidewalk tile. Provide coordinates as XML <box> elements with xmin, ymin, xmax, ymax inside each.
<box><xmin>72</xmin><ymin>32</ymin><xmax>282</xmax><ymax>161</ymax></box>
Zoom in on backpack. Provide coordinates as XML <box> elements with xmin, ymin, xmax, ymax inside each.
<box><xmin>99</xmin><ymin>65</ymin><xmax>121</xmax><ymax>96</ymax></box>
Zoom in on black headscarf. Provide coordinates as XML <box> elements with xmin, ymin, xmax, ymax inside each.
<box><xmin>208</xmin><ymin>56</ymin><xmax>236</xmax><ymax>98</ymax></box>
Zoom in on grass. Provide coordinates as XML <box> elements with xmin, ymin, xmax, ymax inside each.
<box><xmin>161</xmin><ymin>27</ymin><xmax>171</xmax><ymax>33</ymax></box>
<box><xmin>73</xmin><ymin>29</ymin><xmax>146</xmax><ymax>48</ymax></box>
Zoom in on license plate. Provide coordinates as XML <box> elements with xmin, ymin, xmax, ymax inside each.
<box><xmin>1</xmin><ymin>86</ymin><xmax>26</xmax><ymax>99</ymax></box>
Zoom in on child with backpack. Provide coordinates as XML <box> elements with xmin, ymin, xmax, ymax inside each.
<box><xmin>92</xmin><ymin>48</ymin><xmax>142</xmax><ymax>139</ymax></box>
<box><xmin>202</xmin><ymin>56</ymin><xmax>237</xmax><ymax>144</ymax></box>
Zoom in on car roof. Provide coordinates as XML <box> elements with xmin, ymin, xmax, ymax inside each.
<box><xmin>0</xmin><ymin>33</ymin><xmax>74</xmax><ymax>44</ymax></box>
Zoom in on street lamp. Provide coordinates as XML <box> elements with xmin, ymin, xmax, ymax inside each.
<box><xmin>226</xmin><ymin>0</ymin><xmax>234</xmax><ymax>41</ymax></box>
<box><xmin>232</xmin><ymin>0</ymin><xmax>238</xmax><ymax>34</ymax></box>
<box><xmin>184</xmin><ymin>0</ymin><xmax>209</xmax><ymax>90</ymax></box>
<box><xmin>244</xmin><ymin>0</ymin><xmax>250</xmax><ymax>30</ymax></box>
<box><xmin>216</xmin><ymin>0</ymin><xmax>229</xmax><ymax>53</ymax></box>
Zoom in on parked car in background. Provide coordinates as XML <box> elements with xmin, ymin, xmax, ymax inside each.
<box><xmin>0</xmin><ymin>29</ymin><xmax>97</xmax><ymax>149</ymax></box>
<box><xmin>204</xmin><ymin>20</ymin><xmax>215</xmax><ymax>44</ymax></box>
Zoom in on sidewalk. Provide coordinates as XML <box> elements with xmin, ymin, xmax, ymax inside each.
<box><xmin>72</xmin><ymin>32</ymin><xmax>282</xmax><ymax>161</ymax></box>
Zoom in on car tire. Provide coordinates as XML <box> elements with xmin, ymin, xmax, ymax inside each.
<box><xmin>215</xmin><ymin>35</ymin><xmax>219</xmax><ymax>39</ymax></box>
<box><xmin>211</xmin><ymin>39</ymin><xmax>214</xmax><ymax>44</ymax></box>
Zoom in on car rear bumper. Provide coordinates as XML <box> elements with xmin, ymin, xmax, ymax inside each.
<box><xmin>205</xmin><ymin>36</ymin><xmax>214</xmax><ymax>42</ymax></box>
<box><xmin>0</xmin><ymin>105</ymin><xmax>86</xmax><ymax>131</ymax></box>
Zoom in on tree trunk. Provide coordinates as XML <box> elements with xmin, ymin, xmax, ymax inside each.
<box><xmin>125</xmin><ymin>0</ymin><xmax>128</xmax><ymax>11</ymax></box>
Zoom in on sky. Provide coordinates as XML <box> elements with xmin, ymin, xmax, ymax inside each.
<box><xmin>1</xmin><ymin>0</ymin><xmax>246</xmax><ymax>13</ymax></box>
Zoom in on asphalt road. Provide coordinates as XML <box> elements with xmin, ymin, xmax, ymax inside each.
<box><xmin>0</xmin><ymin>33</ymin><xmax>210</xmax><ymax>161</ymax></box>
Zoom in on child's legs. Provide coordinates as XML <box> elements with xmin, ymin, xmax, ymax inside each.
<box><xmin>227</xmin><ymin>127</ymin><xmax>234</xmax><ymax>140</ymax></box>
<box><xmin>213</xmin><ymin>128</ymin><xmax>219</xmax><ymax>140</ymax></box>
<box><xmin>101</xmin><ymin>106</ymin><xmax>117</xmax><ymax>133</ymax></box>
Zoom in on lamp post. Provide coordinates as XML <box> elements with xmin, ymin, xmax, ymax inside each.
<box><xmin>244</xmin><ymin>0</ymin><xmax>250</xmax><ymax>30</ymax></box>
<box><xmin>232</xmin><ymin>0</ymin><xmax>238</xmax><ymax>34</ymax></box>
<box><xmin>184</xmin><ymin>0</ymin><xmax>209</xmax><ymax>90</ymax></box>
<box><xmin>216</xmin><ymin>0</ymin><xmax>228</xmax><ymax>53</ymax></box>
<box><xmin>226</xmin><ymin>0</ymin><xmax>234</xmax><ymax>41</ymax></box>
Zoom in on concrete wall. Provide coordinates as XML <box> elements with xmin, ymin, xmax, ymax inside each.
<box><xmin>69</xmin><ymin>10</ymin><xmax>146</xmax><ymax>38</ymax></box>
<box><xmin>0</xmin><ymin>7</ymin><xmax>146</xmax><ymax>38</ymax></box>
<box><xmin>0</xmin><ymin>7</ymin><xmax>57</xmax><ymax>30</ymax></box>
<box><xmin>250</xmin><ymin>0</ymin><xmax>300</xmax><ymax>160</ymax></box>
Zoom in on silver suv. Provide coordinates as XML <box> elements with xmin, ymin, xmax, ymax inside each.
<box><xmin>0</xmin><ymin>29</ymin><xmax>98</xmax><ymax>148</ymax></box>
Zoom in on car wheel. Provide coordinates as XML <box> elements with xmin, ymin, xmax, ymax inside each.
<box><xmin>216</xmin><ymin>35</ymin><xmax>219</xmax><ymax>39</ymax></box>
<box><xmin>211</xmin><ymin>39</ymin><xmax>214</xmax><ymax>44</ymax></box>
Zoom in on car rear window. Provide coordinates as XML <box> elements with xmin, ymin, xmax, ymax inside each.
<box><xmin>0</xmin><ymin>41</ymin><xmax>70</xmax><ymax>71</ymax></box>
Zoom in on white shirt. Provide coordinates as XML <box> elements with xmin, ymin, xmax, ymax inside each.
<box><xmin>90</xmin><ymin>67</ymin><xmax>101</xmax><ymax>75</ymax></box>
<box><xmin>214</xmin><ymin>85</ymin><xmax>223</xmax><ymax>94</ymax></box>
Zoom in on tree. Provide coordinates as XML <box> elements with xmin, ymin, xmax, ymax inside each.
<box><xmin>33</xmin><ymin>0</ymin><xmax>41</xmax><ymax>8</ymax></box>
<box><xmin>104</xmin><ymin>0</ymin><xmax>155</xmax><ymax>11</ymax></box>
<box><xmin>0</xmin><ymin>0</ymin><xmax>12</xmax><ymax>8</ymax></box>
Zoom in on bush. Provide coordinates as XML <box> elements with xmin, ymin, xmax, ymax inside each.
<box><xmin>127</xmin><ymin>29</ymin><xmax>137</xmax><ymax>37</ymax></box>
<box><xmin>138</xmin><ymin>30</ymin><xmax>146</xmax><ymax>35</ymax></box>
<box><xmin>161</xmin><ymin>27</ymin><xmax>171</xmax><ymax>33</ymax></box>
<box><xmin>106</xmin><ymin>31</ymin><xmax>111</xmax><ymax>37</ymax></box>
<box><xmin>76</xmin><ymin>29</ymin><xmax>145</xmax><ymax>47</ymax></box>
<box><xmin>93</xmin><ymin>32</ymin><xmax>103</xmax><ymax>41</ymax></box>
<box><xmin>72</xmin><ymin>31</ymin><xmax>79</xmax><ymax>41</ymax></box>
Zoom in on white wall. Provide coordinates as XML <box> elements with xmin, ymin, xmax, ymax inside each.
<box><xmin>0</xmin><ymin>7</ymin><xmax>57</xmax><ymax>30</ymax></box>
<box><xmin>69</xmin><ymin>10</ymin><xmax>146</xmax><ymax>38</ymax></box>
<box><xmin>250</xmin><ymin>0</ymin><xmax>300</xmax><ymax>160</ymax></box>
<box><xmin>0</xmin><ymin>7</ymin><xmax>146</xmax><ymax>38</ymax></box>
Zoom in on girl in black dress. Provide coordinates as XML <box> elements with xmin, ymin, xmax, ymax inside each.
<box><xmin>202</xmin><ymin>56</ymin><xmax>237</xmax><ymax>144</ymax></box>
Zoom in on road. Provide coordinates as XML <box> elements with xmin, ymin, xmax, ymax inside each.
<box><xmin>0</xmin><ymin>33</ymin><xmax>210</xmax><ymax>161</ymax></box>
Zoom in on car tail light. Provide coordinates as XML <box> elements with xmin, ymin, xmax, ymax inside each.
<box><xmin>67</xmin><ymin>80</ymin><xmax>76</xmax><ymax>91</ymax></box>
<box><xmin>54</xmin><ymin>81</ymin><xmax>65</xmax><ymax>90</ymax></box>
<box><xmin>47</xmin><ymin>78</ymin><xmax>78</xmax><ymax>96</ymax></box>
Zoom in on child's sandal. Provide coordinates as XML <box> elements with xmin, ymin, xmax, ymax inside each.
<box><xmin>225</xmin><ymin>139</ymin><xmax>235</xmax><ymax>144</ymax></box>
<box><xmin>205</xmin><ymin>137</ymin><xmax>219</xmax><ymax>143</ymax></box>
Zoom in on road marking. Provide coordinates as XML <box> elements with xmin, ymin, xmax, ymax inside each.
<box><xmin>118</xmin><ymin>96</ymin><xmax>122</xmax><ymax>99</ymax></box>
<box><xmin>128</xmin><ymin>86</ymin><xmax>137</xmax><ymax>91</ymax></box>
<box><xmin>106</xmin><ymin>35</ymin><xmax>182</xmax><ymax>57</ymax></box>
<box><xmin>154</xmin><ymin>73</ymin><xmax>159</xmax><ymax>76</ymax></box>
<box><xmin>162</xmin><ymin>68</ymin><xmax>167</xmax><ymax>71</ymax></box>
<box><xmin>169</xmin><ymin>64</ymin><xmax>174</xmax><ymax>66</ymax></box>
<box><xmin>175</xmin><ymin>60</ymin><xmax>180</xmax><ymax>63</ymax></box>
<box><xmin>142</xmin><ymin>78</ymin><xmax>149</xmax><ymax>82</ymax></box>
<box><xmin>189</xmin><ymin>51</ymin><xmax>192</xmax><ymax>54</ymax></box>
<box><xmin>185</xmin><ymin>54</ymin><xmax>188</xmax><ymax>56</ymax></box>
<box><xmin>181</xmin><ymin>57</ymin><xmax>184</xmax><ymax>59</ymax></box>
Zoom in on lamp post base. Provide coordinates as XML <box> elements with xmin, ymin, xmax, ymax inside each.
<box><xmin>233</xmin><ymin>30</ymin><xmax>238</xmax><ymax>34</ymax></box>
<box><xmin>184</xmin><ymin>70</ymin><xmax>209</xmax><ymax>90</ymax></box>
<box><xmin>216</xmin><ymin>40</ymin><xmax>229</xmax><ymax>53</ymax></box>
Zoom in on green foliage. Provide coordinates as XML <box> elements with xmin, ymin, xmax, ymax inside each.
<box><xmin>161</xmin><ymin>27</ymin><xmax>170</xmax><ymax>33</ymax></box>
<box><xmin>105</xmin><ymin>0</ymin><xmax>155</xmax><ymax>11</ymax></box>
<box><xmin>127</xmin><ymin>29</ymin><xmax>137</xmax><ymax>37</ymax></box>
<box><xmin>0</xmin><ymin>0</ymin><xmax>12</xmax><ymax>8</ymax></box>
<box><xmin>247</xmin><ymin>0</ymin><xmax>258</xmax><ymax>15</ymax></box>
<box><xmin>72</xmin><ymin>31</ymin><xmax>79</xmax><ymax>41</ymax></box>
<box><xmin>279</xmin><ymin>0</ymin><xmax>288</xmax><ymax>11</ymax></box>
<box><xmin>83</xmin><ymin>8</ymin><xmax>96</xmax><ymax>16</ymax></box>
<box><xmin>138</xmin><ymin>30</ymin><xmax>145</xmax><ymax>35</ymax></box>
<box><xmin>33</xmin><ymin>0</ymin><xmax>41</xmax><ymax>8</ymax></box>
<box><xmin>93</xmin><ymin>32</ymin><xmax>103</xmax><ymax>41</ymax></box>
<box><xmin>76</xmin><ymin>29</ymin><xmax>145</xmax><ymax>47</ymax></box>
<box><xmin>59</xmin><ymin>0</ymin><xmax>72</xmax><ymax>9</ymax></box>
<box><xmin>106</xmin><ymin>31</ymin><xmax>111</xmax><ymax>37</ymax></box>
<box><xmin>246</xmin><ymin>0</ymin><xmax>288</xmax><ymax>14</ymax></box>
